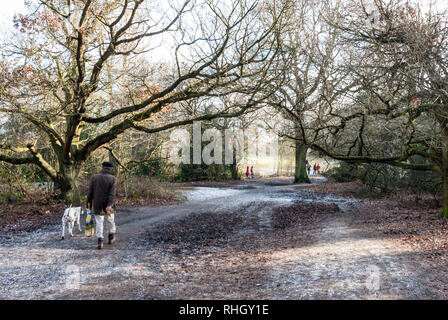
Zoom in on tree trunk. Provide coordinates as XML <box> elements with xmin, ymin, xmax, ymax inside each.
<box><xmin>55</xmin><ymin>164</ymin><xmax>82</xmax><ymax>205</ymax></box>
<box><xmin>294</xmin><ymin>141</ymin><xmax>310</xmax><ymax>184</ymax></box>
<box><xmin>230</xmin><ymin>149</ymin><xmax>239</xmax><ymax>180</ymax></box>
<box><xmin>440</xmin><ymin>144</ymin><xmax>448</xmax><ymax>218</ymax></box>
<box><xmin>230</xmin><ymin>163</ymin><xmax>239</xmax><ymax>180</ymax></box>
<box><xmin>441</xmin><ymin>172</ymin><xmax>448</xmax><ymax>218</ymax></box>
<box><xmin>439</xmin><ymin>120</ymin><xmax>448</xmax><ymax>218</ymax></box>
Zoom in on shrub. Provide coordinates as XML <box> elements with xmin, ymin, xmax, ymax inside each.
<box><xmin>115</xmin><ymin>175</ymin><xmax>181</xmax><ymax>205</ymax></box>
<box><xmin>327</xmin><ymin>161</ymin><xmax>441</xmax><ymax>195</ymax></box>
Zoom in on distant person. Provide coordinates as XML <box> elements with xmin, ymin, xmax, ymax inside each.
<box><xmin>306</xmin><ymin>162</ymin><xmax>311</xmax><ymax>176</ymax></box>
<box><xmin>250</xmin><ymin>166</ymin><xmax>254</xmax><ymax>179</ymax></box>
<box><xmin>313</xmin><ymin>163</ymin><xmax>317</xmax><ymax>175</ymax></box>
<box><xmin>246</xmin><ymin>166</ymin><xmax>250</xmax><ymax>178</ymax></box>
<box><xmin>316</xmin><ymin>163</ymin><xmax>321</xmax><ymax>174</ymax></box>
<box><xmin>87</xmin><ymin>162</ymin><xmax>117</xmax><ymax>250</ymax></box>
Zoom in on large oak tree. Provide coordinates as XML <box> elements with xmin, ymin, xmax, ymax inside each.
<box><xmin>0</xmin><ymin>0</ymin><xmax>284</xmax><ymax>203</ymax></box>
<box><xmin>302</xmin><ymin>0</ymin><xmax>448</xmax><ymax>216</ymax></box>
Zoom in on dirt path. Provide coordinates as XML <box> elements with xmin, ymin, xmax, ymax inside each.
<box><xmin>0</xmin><ymin>177</ymin><xmax>443</xmax><ymax>299</ymax></box>
<box><xmin>267</xmin><ymin>211</ymin><xmax>426</xmax><ymax>299</ymax></box>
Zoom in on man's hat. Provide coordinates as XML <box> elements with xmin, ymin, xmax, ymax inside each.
<box><xmin>102</xmin><ymin>161</ymin><xmax>113</xmax><ymax>168</ymax></box>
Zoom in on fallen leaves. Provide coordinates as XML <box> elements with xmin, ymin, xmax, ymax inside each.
<box><xmin>0</xmin><ymin>201</ymin><xmax>65</xmax><ymax>232</ymax></box>
<box><xmin>272</xmin><ymin>201</ymin><xmax>339</xmax><ymax>230</ymax></box>
<box><xmin>144</xmin><ymin>209</ymin><xmax>243</xmax><ymax>251</ymax></box>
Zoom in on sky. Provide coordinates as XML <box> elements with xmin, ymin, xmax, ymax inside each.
<box><xmin>0</xmin><ymin>0</ymin><xmax>446</xmax><ymax>59</ymax></box>
<box><xmin>1</xmin><ymin>0</ymin><xmax>446</xmax><ymax>31</ymax></box>
<box><xmin>0</xmin><ymin>0</ymin><xmax>175</xmax><ymax>62</ymax></box>
<box><xmin>0</xmin><ymin>0</ymin><xmax>25</xmax><ymax>41</ymax></box>
<box><xmin>0</xmin><ymin>0</ymin><xmax>25</xmax><ymax>18</ymax></box>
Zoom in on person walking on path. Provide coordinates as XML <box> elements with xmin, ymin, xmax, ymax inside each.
<box><xmin>250</xmin><ymin>166</ymin><xmax>254</xmax><ymax>179</ymax></box>
<box><xmin>316</xmin><ymin>163</ymin><xmax>321</xmax><ymax>175</ymax></box>
<box><xmin>87</xmin><ymin>162</ymin><xmax>117</xmax><ymax>250</ymax></box>
<box><xmin>313</xmin><ymin>163</ymin><xmax>317</xmax><ymax>175</ymax></box>
<box><xmin>246</xmin><ymin>166</ymin><xmax>250</xmax><ymax>179</ymax></box>
<box><xmin>306</xmin><ymin>162</ymin><xmax>311</xmax><ymax>176</ymax></box>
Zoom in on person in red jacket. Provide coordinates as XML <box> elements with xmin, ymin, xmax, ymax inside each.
<box><xmin>246</xmin><ymin>166</ymin><xmax>250</xmax><ymax>178</ymax></box>
<box><xmin>316</xmin><ymin>163</ymin><xmax>321</xmax><ymax>174</ymax></box>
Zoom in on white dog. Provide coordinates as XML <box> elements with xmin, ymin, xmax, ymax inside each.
<box><xmin>61</xmin><ymin>205</ymin><xmax>85</xmax><ymax>239</ymax></box>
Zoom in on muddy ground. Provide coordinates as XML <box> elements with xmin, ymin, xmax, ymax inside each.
<box><xmin>0</xmin><ymin>176</ymin><xmax>447</xmax><ymax>299</ymax></box>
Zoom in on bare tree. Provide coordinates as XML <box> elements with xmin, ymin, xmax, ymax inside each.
<box><xmin>0</xmin><ymin>0</ymin><xmax>285</xmax><ymax>203</ymax></box>
<box><xmin>266</xmin><ymin>0</ymin><xmax>347</xmax><ymax>183</ymax></box>
<box><xmin>303</xmin><ymin>0</ymin><xmax>448</xmax><ymax>216</ymax></box>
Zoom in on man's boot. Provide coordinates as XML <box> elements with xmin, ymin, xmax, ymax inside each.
<box><xmin>108</xmin><ymin>233</ymin><xmax>115</xmax><ymax>245</ymax></box>
<box><xmin>98</xmin><ymin>237</ymin><xmax>104</xmax><ymax>250</ymax></box>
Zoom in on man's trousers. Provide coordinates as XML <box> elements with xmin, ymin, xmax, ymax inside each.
<box><xmin>94</xmin><ymin>214</ymin><xmax>116</xmax><ymax>239</ymax></box>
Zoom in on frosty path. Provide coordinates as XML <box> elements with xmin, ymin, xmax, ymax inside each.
<box><xmin>0</xmin><ymin>177</ymin><xmax>438</xmax><ymax>299</ymax></box>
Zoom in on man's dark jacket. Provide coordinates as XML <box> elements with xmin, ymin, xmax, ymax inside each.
<box><xmin>86</xmin><ymin>167</ymin><xmax>116</xmax><ymax>215</ymax></box>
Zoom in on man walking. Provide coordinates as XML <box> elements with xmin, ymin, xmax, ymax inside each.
<box><xmin>87</xmin><ymin>162</ymin><xmax>117</xmax><ymax>249</ymax></box>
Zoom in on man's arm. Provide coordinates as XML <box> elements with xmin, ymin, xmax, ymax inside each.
<box><xmin>86</xmin><ymin>177</ymin><xmax>94</xmax><ymax>208</ymax></box>
<box><xmin>106</xmin><ymin>177</ymin><xmax>116</xmax><ymax>211</ymax></box>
